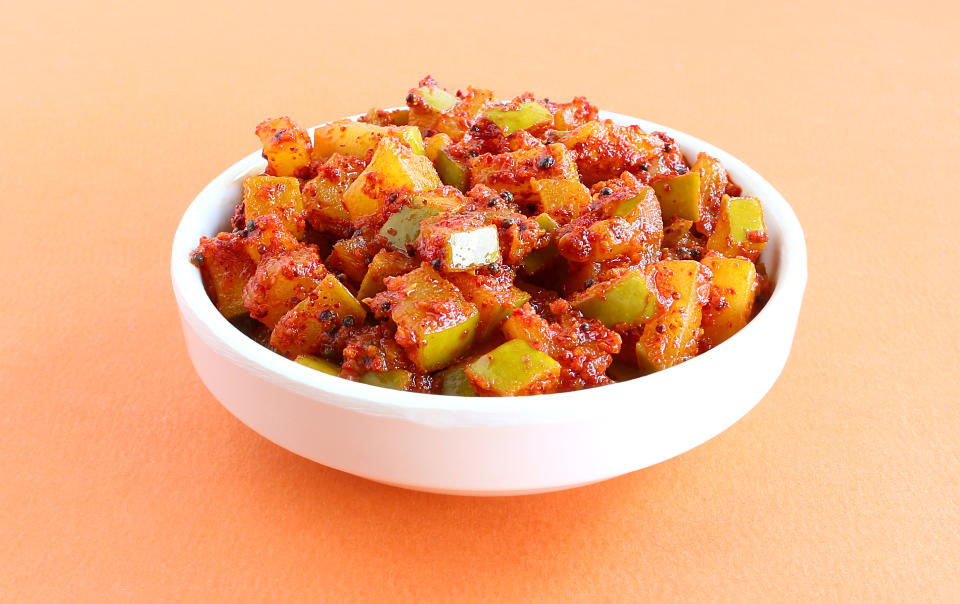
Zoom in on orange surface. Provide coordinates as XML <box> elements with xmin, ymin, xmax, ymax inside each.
<box><xmin>2</xmin><ymin>1</ymin><xmax>958</xmax><ymax>601</ymax></box>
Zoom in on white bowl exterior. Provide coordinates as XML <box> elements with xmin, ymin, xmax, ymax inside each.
<box><xmin>171</xmin><ymin>111</ymin><xmax>807</xmax><ymax>495</ymax></box>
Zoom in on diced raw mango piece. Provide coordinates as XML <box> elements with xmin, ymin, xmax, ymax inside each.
<box><xmin>636</xmin><ymin>260</ymin><xmax>710</xmax><ymax>372</ymax></box>
<box><xmin>357</xmin><ymin>249</ymin><xmax>417</xmax><ymax>300</ymax></box>
<box><xmin>269</xmin><ymin>273</ymin><xmax>366</xmax><ymax>357</ymax></box>
<box><xmin>361</xmin><ymin>107</ymin><xmax>409</xmax><ymax>126</ymax></box>
<box><xmin>342</xmin><ymin>137</ymin><xmax>441</xmax><ymax>220</ymax></box>
<box><xmin>551</xmin><ymin>96</ymin><xmax>598</xmax><ymax>131</ymax></box>
<box><xmin>447</xmin><ymin>272</ymin><xmax>531</xmax><ymax>341</ymax></box>
<box><xmin>295</xmin><ymin>355</ymin><xmax>341</xmax><ymax>376</ymax></box>
<box><xmin>438</xmin><ymin>363</ymin><xmax>478</xmax><ymax>396</ymax></box>
<box><xmin>557</xmin><ymin>184</ymin><xmax>663</xmax><ymax>264</ymax></box>
<box><xmin>408</xmin><ymin>84</ymin><xmax>493</xmax><ymax>139</ymax></box>
<box><xmin>242</xmin><ymin>175</ymin><xmax>305</xmax><ymax>238</ymax></box>
<box><xmin>417</xmin><ymin>213</ymin><xmax>501</xmax><ymax>271</ymax></box>
<box><xmin>469</xmin><ymin>143</ymin><xmax>579</xmax><ymax>203</ymax></box>
<box><xmin>301</xmin><ymin>153</ymin><xmax>366</xmax><ymax>239</ymax></box>
<box><xmin>379</xmin><ymin>192</ymin><xmax>466</xmax><ymax>252</ymax></box>
<box><xmin>653</xmin><ymin>171</ymin><xmax>701</xmax><ymax>221</ymax></box>
<box><xmin>465</xmin><ymin>339</ymin><xmax>560</xmax><ymax>396</ymax></box>
<box><xmin>381</xmin><ymin>205</ymin><xmax>443</xmax><ymax>252</ymax></box>
<box><xmin>240</xmin><ymin>215</ymin><xmax>300</xmax><ymax>264</ymax></box>
<box><xmin>435</xmin><ymin>148</ymin><xmax>469</xmax><ymax>191</ymax></box>
<box><xmin>531</xmin><ymin>178</ymin><xmax>591</xmax><ymax>223</ymax></box>
<box><xmin>326</xmin><ymin>234</ymin><xmax>382</xmax><ymax>286</ymax></box>
<box><xmin>436</xmin><ymin>87</ymin><xmax>495</xmax><ymax>139</ymax></box>
<box><xmin>569</xmin><ymin>269</ymin><xmax>657</xmax><ymax>327</ymax></box>
<box><xmin>359</xmin><ymin>369</ymin><xmax>414</xmax><ymax>390</ymax></box>
<box><xmin>706</xmin><ymin>195</ymin><xmax>767</xmax><ymax>262</ymax></box>
<box><xmin>521</xmin><ymin>214</ymin><xmax>560</xmax><ymax>275</ymax></box>
<box><xmin>191</xmin><ymin>233</ymin><xmax>257</xmax><ymax>319</ymax></box>
<box><xmin>242</xmin><ymin>245</ymin><xmax>329</xmax><ymax>329</ymax></box>
<box><xmin>484</xmin><ymin>101</ymin><xmax>552</xmax><ymax>135</ymax></box>
<box><xmin>417</xmin><ymin>87</ymin><xmax>458</xmax><ymax>112</ymax></box>
<box><xmin>691</xmin><ymin>153</ymin><xmax>728</xmax><ymax>233</ymax></box>
<box><xmin>368</xmin><ymin>265</ymin><xmax>479</xmax><ymax>372</ymax></box>
<box><xmin>424</xmin><ymin>131</ymin><xmax>468</xmax><ymax>190</ymax></box>
<box><xmin>424</xmin><ymin>133</ymin><xmax>453</xmax><ymax>162</ymax></box>
<box><xmin>312</xmin><ymin>120</ymin><xmax>424</xmax><ymax>160</ymax></box>
<box><xmin>255</xmin><ymin>116</ymin><xmax>312</xmax><ymax>177</ymax></box>
<box><xmin>652</xmin><ymin>153</ymin><xmax>728</xmax><ymax>229</ymax></box>
<box><xmin>701</xmin><ymin>256</ymin><xmax>758</xmax><ymax>346</ymax></box>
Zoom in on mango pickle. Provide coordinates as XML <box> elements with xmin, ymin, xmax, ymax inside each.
<box><xmin>435</xmin><ymin>148</ymin><xmax>469</xmax><ymax>191</ymax></box>
<box><xmin>484</xmin><ymin>101</ymin><xmax>552</xmax><ymax>135</ymax></box>
<box><xmin>417</xmin><ymin>214</ymin><xmax>501</xmax><ymax>271</ymax></box>
<box><xmin>295</xmin><ymin>355</ymin><xmax>341</xmax><ymax>376</ymax></box>
<box><xmin>312</xmin><ymin>120</ymin><xmax>424</xmax><ymax>160</ymax></box>
<box><xmin>438</xmin><ymin>363</ymin><xmax>478</xmax><ymax>396</ymax></box>
<box><xmin>255</xmin><ymin>117</ymin><xmax>312</xmax><ymax>177</ymax></box>
<box><xmin>466</xmin><ymin>339</ymin><xmax>561</xmax><ymax>396</ymax></box>
<box><xmin>706</xmin><ymin>195</ymin><xmax>767</xmax><ymax>262</ymax></box>
<box><xmin>242</xmin><ymin>175</ymin><xmax>306</xmax><ymax>239</ymax></box>
<box><xmin>636</xmin><ymin>260</ymin><xmax>710</xmax><ymax>372</ymax></box>
<box><xmin>270</xmin><ymin>274</ymin><xmax>367</xmax><ymax>357</ymax></box>
<box><xmin>701</xmin><ymin>256</ymin><xmax>758</xmax><ymax>346</ymax></box>
<box><xmin>521</xmin><ymin>214</ymin><xmax>560</xmax><ymax>275</ymax></box>
<box><xmin>359</xmin><ymin>369</ymin><xmax>414</xmax><ymax>391</ymax></box>
<box><xmin>569</xmin><ymin>270</ymin><xmax>657</xmax><ymax>327</ymax></box>
<box><xmin>357</xmin><ymin>249</ymin><xmax>418</xmax><ymax>300</ymax></box>
<box><xmin>193</xmin><ymin>79</ymin><xmax>771</xmax><ymax>395</ymax></box>
<box><xmin>447</xmin><ymin>272</ymin><xmax>531</xmax><ymax>341</ymax></box>
<box><xmin>342</xmin><ymin>137</ymin><xmax>441</xmax><ymax>220</ymax></box>
<box><xmin>367</xmin><ymin>265</ymin><xmax>479</xmax><ymax>372</ymax></box>
<box><xmin>652</xmin><ymin>172</ymin><xmax>701</xmax><ymax>221</ymax></box>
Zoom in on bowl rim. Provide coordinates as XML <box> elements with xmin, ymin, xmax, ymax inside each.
<box><xmin>171</xmin><ymin>109</ymin><xmax>807</xmax><ymax>422</ymax></box>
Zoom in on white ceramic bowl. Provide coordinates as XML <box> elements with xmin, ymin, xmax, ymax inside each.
<box><xmin>171</xmin><ymin>110</ymin><xmax>807</xmax><ymax>495</ymax></box>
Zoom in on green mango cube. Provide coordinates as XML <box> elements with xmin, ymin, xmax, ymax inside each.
<box><xmin>359</xmin><ymin>369</ymin><xmax>414</xmax><ymax>390</ymax></box>
<box><xmin>435</xmin><ymin>149</ymin><xmax>468</xmax><ymax>191</ymax></box>
<box><xmin>570</xmin><ymin>270</ymin><xmax>657</xmax><ymax>327</ymax></box>
<box><xmin>652</xmin><ymin>172</ymin><xmax>702</xmax><ymax>221</ymax></box>
<box><xmin>439</xmin><ymin>363</ymin><xmax>478</xmax><ymax>396</ymax></box>
<box><xmin>294</xmin><ymin>355</ymin><xmax>340</xmax><ymax>376</ymax></box>
<box><xmin>376</xmin><ymin>266</ymin><xmax>480</xmax><ymax>372</ymax></box>
<box><xmin>484</xmin><ymin>101</ymin><xmax>552</xmax><ymax>135</ymax></box>
<box><xmin>466</xmin><ymin>339</ymin><xmax>561</xmax><ymax>396</ymax></box>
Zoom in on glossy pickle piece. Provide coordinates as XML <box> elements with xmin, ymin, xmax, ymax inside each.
<box><xmin>269</xmin><ymin>273</ymin><xmax>366</xmax><ymax>357</ymax></box>
<box><xmin>312</xmin><ymin>120</ymin><xmax>424</xmax><ymax>159</ymax></box>
<box><xmin>484</xmin><ymin>101</ymin><xmax>553</xmax><ymax>135</ymax></box>
<box><xmin>242</xmin><ymin>175</ymin><xmax>306</xmax><ymax>239</ymax></box>
<box><xmin>465</xmin><ymin>339</ymin><xmax>561</xmax><ymax>396</ymax></box>
<box><xmin>356</xmin><ymin>249</ymin><xmax>418</xmax><ymax>300</ymax></box>
<box><xmin>636</xmin><ymin>260</ymin><xmax>711</xmax><ymax>372</ymax></box>
<box><xmin>367</xmin><ymin>265</ymin><xmax>480</xmax><ymax>372</ymax></box>
<box><xmin>255</xmin><ymin>116</ymin><xmax>312</xmax><ymax>177</ymax></box>
<box><xmin>447</xmin><ymin>270</ymin><xmax>531</xmax><ymax>342</ymax></box>
<box><xmin>341</xmin><ymin>137</ymin><xmax>441</xmax><ymax>220</ymax></box>
<box><xmin>295</xmin><ymin>355</ymin><xmax>341</xmax><ymax>376</ymax></box>
<box><xmin>438</xmin><ymin>362</ymin><xmax>478</xmax><ymax>396</ymax></box>
<box><xmin>701</xmin><ymin>255</ymin><xmax>758</xmax><ymax>346</ymax></box>
<box><xmin>569</xmin><ymin>269</ymin><xmax>657</xmax><ymax>328</ymax></box>
<box><xmin>416</xmin><ymin>213</ymin><xmax>501</xmax><ymax>271</ymax></box>
<box><xmin>706</xmin><ymin>195</ymin><xmax>768</xmax><ymax>262</ymax></box>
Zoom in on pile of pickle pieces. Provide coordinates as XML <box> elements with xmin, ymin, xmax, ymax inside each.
<box><xmin>191</xmin><ymin>77</ymin><xmax>769</xmax><ymax>396</ymax></box>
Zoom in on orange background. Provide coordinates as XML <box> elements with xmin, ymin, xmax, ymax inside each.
<box><xmin>2</xmin><ymin>0</ymin><xmax>958</xmax><ymax>601</ymax></box>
